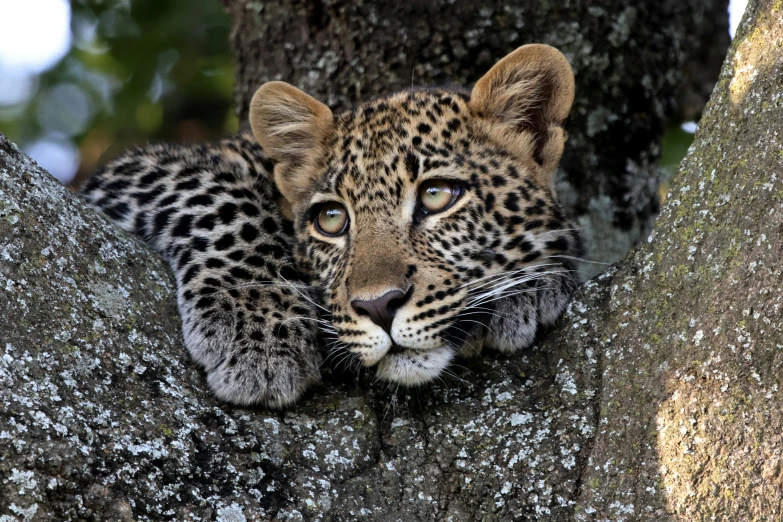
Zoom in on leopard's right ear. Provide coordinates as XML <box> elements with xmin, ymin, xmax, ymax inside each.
<box><xmin>469</xmin><ymin>44</ymin><xmax>574</xmax><ymax>192</ymax></box>
<box><xmin>250</xmin><ymin>82</ymin><xmax>334</xmax><ymax>207</ymax></box>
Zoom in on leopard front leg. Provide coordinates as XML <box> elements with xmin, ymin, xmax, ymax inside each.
<box><xmin>81</xmin><ymin>140</ymin><xmax>322</xmax><ymax>407</ymax></box>
<box><xmin>167</xmin><ymin>190</ymin><xmax>323</xmax><ymax>408</ymax></box>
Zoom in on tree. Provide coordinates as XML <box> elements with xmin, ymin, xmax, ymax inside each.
<box><xmin>4</xmin><ymin>0</ymin><xmax>780</xmax><ymax>521</ymax></box>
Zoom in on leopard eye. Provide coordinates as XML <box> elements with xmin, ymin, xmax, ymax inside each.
<box><xmin>419</xmin><ymin>179</ymin><xmax>462</xmax><ymax>214</ymax></box>
<box><xmin>315</xmin><ymin>202</ymin><xmax>349</xmax><ymax>236</ymax></box>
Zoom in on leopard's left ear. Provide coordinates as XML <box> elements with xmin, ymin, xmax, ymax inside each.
<box><xmin>470</xmin><ymin>44</ymin><xmax>575</xmax><ymax>188</ymax></box>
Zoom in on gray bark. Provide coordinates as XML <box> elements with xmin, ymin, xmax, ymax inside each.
<box><xmin>572</xmin><ymin>1</ymin><xmax>783</xmax><ymax>516</ymax></box>
<box><xmin>223</xmin><ymin>0</ymin><xmax>729</xmax><ymax>278</ymax></box>
<box><xmin>0</xmin><ymin>133</ymin><xmax>603</xmax><ymax>520</ymax></box>
<box><xmin>5</xmin><ymin>0</ymin><xmax>783</xmax><ymax>521</ymax></box>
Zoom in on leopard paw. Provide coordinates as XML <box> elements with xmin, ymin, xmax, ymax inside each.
<box><xmin>483</xmin><ymin>291</ymin><xmax>539</xmax><ymax>354</ymax></box>
<box><xmin>205</xmin><ymin>341</ymin><xmax>321</xmax><ymax>408</ymax></box>
<box><xmin>482</xmin><ymin>270</ymin><xmax>578</xmax><ymax>354</ymax></box>
<box><xmin>179</xmin><ymin>286</ymin><xmax>322</xmax><ymax>408</ymax></box>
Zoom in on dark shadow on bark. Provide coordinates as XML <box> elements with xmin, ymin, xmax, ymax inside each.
<box><xmin>223</xmin><ymin>0</ymin><xmax>729</xmax><ymax>278</ymax></box>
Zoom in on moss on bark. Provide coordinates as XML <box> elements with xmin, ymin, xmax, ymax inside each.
<box><xmin>573</xmin><ymin>1</ymin><xmax>783</xmax><ymax>518</ymax></box>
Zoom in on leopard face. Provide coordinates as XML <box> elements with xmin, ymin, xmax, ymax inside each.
<box><xmin>251</xmin><ymin>44</ymin><xmax>581</xmax><ymax>386</ymax></box>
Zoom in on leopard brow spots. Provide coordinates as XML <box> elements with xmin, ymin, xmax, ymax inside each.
<box><xmin>404</xmin><ymin>151</ymin><xmax>419</xmax><ymax>182</ymax></box>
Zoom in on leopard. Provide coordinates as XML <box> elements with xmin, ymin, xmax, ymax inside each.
<box><xmin>80</xmin><ymin>44</ymin><xmax>583</xmax><ymax>409</ymax></box>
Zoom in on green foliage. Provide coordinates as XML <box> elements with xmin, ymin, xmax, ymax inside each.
<box><xmin>0</xmin><ymin>0</ymin><xmax>234</xmax><ymax>184</ymax></box>
<box><xmin>657</xmin><ymin>124</ymin><xmax>696</xmax><ymax>202</ymax></box>
<box><xmin>661</xmin><ymin>125</ymin><xmax>696</xmax><ymax>183</ymax></box>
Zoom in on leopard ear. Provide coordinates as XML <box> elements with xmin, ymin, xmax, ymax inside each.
<box><xmin>470</xmin><ymin>44</ymin><xmax>575</xmax><ymax>187</ymax></box>
<box><xmin>250</xmin><ymin>81</ymin><xmax>333</xmax><ymax>207</ymax></box>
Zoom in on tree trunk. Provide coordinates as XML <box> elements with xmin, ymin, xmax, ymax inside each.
<box><xmin>223</xmin><ymin>0</ymin><xmax>729</xmax><ymax>278</ymax></box>
<box><xmin>571</xmin><ymin>1</ymin><xmax>783</xmax><ymax>517</ymax></box>
<box><xmin>3</xmin><ymin>1</ymin><xmax>781</xmax><ymax>521</ymax></box>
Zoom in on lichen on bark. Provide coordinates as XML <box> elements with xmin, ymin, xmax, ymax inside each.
<box><xmin>573</xmin><ymin>0</ymin><xmax>783</xmax><ymax>518</ymax></box>
<box><xmin>0</xmin><ymin>132</ymin><xmax>607</xmax><ymax>520</ymax></box>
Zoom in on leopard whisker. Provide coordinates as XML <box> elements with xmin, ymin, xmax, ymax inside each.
<box><xmin>220</xmin><ymin>280</ymin><xmax>314</xmax><ymax>292</ymax></box>
<box><xmin>278</xmin><ymin>274</ymin><xmax>331</xmax><ymax>314</ymax></box>
<box><xmin>441</xmin><ymin>367</ymin><xmax>475</xmax><ymax>387</ymax></box>
<box><xmin>379</xmin><ymin>385</ymin><xmax>399</xmax><ymax>426</ymax></box>
<box><xmin>467</xmin><ymin>272</ymin><xmax>560</xmax><ymax>306</ymax></box>
<box><xmin>453</xmin><ymin>318</ymin><xmax>500</xmax><ymax>339</ymax></box>
<box><xmin>460</xmin><ymin>263</ymin><xmax>559</xmax><ymax>286</ymax></box>
<box><xmin>457</xmin><ymin>308</ymin><xmax>519</xmax><ymax>322</ymax></box>
<box><xmin>465</xmin><ymin>268</ymin><xmax>566</xmax><ymax>296</ymax></box>
<box><xmin>279</xmin><ymin>315</ymin><xmax>336</xmax><ymax>330</ymax></box>
<box><xmin>533</xmin><ymin>226</ymin><xmax>586</xmax><ymax>236</ymax></box>
<box><xmin>456</xmin><ymin>263</ymin><xmax>565</xmax><ymax>291</ymax></box>
<box><xmin>322</xmin><ymin>338</ymin><xmax>345</xmax><ymax>349</ymax></box>
<box><xmin>472</xmin><ymin>279</ymin><xmax>558</xmax><ymax>301</ymax></box>
<box><xmin>433</xmin><ymin>372</ymin><xmax>450</xmax><ymax>390</ymax></box>
<box><xmin>343</xmin><ymin>353</ymin><xmax>360</xmax><ymax>372</ymax></box>
<box><xmin>439</xmin><ymin>327</ymin><xmax>483</xmax><ymax>358</ymax></box>
<box><xmin>321</xmin><ymin>345</ymin><xmax>348</xmax><ymax>368</ymax></box>
<box><xmin>379</xmin><ymin>377</ymin><xmax>396</xmax><ymax>398</ymax></box>
<box><xmin>468</xmin><ymin>287</ymin><xmax>542</xmax><ymax>309</ymax></box>
<box><xmin>545</xmin><ymin>254</ymin><xmax>611</xmax><ymax>266</ymax></box>
<box><xmin>332</xmin><ymin>350</ymin><xmax>356</xmax><ymax>372</ymax></box>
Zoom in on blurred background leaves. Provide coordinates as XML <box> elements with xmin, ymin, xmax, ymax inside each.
<box><xmin>0</xmin><ymin>0</ymin><xmax>235</xmax><ymax>187</ymax></box>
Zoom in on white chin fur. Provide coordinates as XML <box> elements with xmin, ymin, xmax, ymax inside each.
<box><xmin>376</xmin><ymin>346</ymin><xmax>454</xmax><ymax>386</ymax></box>
<box><xmin>356</xmin><ymin>336</ymin><xmax>392</xmax><ymax>367</ymax></box>
<box><xmin>360</xmin><ymin>349</ymin><xmax>387</xmax><ymax>367</ymax></box>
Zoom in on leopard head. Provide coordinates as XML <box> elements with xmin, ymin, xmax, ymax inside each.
<box><xmin>250</xmin><ymin>44</ymin><xmax>581</xmax><ymax>385</ymax></box>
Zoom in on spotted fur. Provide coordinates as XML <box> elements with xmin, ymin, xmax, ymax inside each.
<box><xmin>81</xmin><ymin>44</ymin><xmax>582</xmax><ymax>407</ymax></box>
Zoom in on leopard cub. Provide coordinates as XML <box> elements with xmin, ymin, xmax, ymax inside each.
<box><xmin>82</xmin><ymin>44</ymin><xmax>582</xmax><ymax>408</ymax></box>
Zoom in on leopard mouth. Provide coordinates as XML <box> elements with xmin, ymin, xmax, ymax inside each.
<box><xmin>387</xmin><ymin>343</ymin><xmax>407</xmax><ymax>355</ymax></box>
<box><xmin>349</xmin><ymin>309</ymin><xmax>492</xmax><ymax>375</ymax></box>
<box><xmin>382</xmin><ymin>310</ymin><xmax>491</xmax><ymax>360</ymax></box>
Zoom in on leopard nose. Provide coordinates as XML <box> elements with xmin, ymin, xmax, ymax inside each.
<box><xmin>351</xmin><ymin>288</ymin><xmax>411</xmax><ymax>334</ymax></box>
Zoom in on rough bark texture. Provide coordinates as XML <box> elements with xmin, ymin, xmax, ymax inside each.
<box><xmin>573</xmin><ymin>1</ymin><xmax>783</xmax><ymax>517</ymax></box>
<box><xmin>0</xmin><ymin>131</ymin><xmax>605</xmax><ymax>520</ymax></box>
<box><xmin>3</xmin><ymin>1</ymin><xmax>782</xmax><ymax>521</ymax></box>
<box><xmin>223</xmin><ymin>0</ymin><xmax>729</xmax><ymax>278</ymax></box>
<box><xmin>0</xmin><ymin>130</ymin><xmax>604</xmax><ymax>520</ymax></box>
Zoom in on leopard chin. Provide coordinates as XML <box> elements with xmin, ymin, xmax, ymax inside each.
<box><xmin>375</xmin><ymin>346</ymin><xmax>455</xmax><ymax>386</ymax></box>
<box><xmin>351</xmin><ymin>311</ymin><xmax>489</xmax><ymax>384</ymax></box>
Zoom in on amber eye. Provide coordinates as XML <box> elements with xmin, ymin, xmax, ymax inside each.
<box><xmin>314</xmin><ymin>202</ymin><xmax>349</xmax><ymax>236</ymax></box>
<box><xmin>419</xmin><ymin>180</ymin><xmax>462</xmax><ymax>214</ymax></box>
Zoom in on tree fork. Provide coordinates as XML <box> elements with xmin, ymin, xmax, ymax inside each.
<box><xmin>4</xmin><ymin>1</ymin><xmax>780</xmax><ymax>520</ymax></box>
